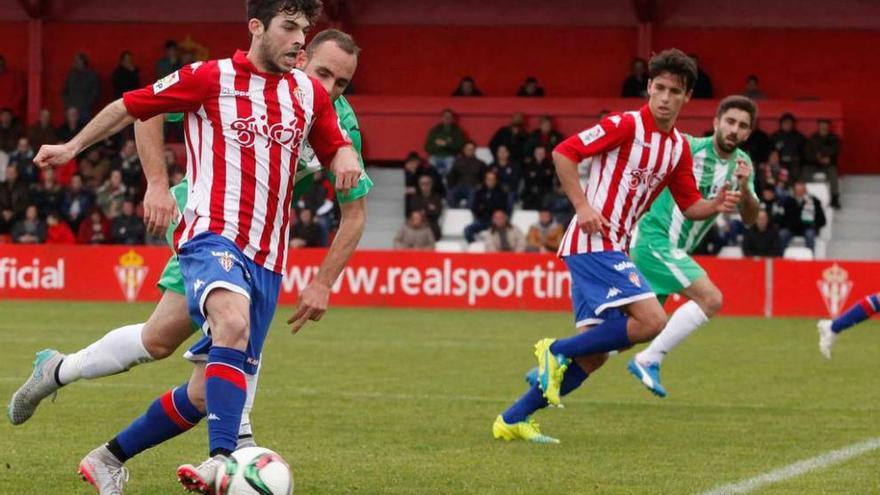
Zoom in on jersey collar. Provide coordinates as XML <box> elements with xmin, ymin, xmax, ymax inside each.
<box><xmin>232</xmin><ymin>50</ymin><xmax>287</xmax><ymax>79</ymax></box>
<box><xmin>640</xmin><ymin>105</ymin><xmax>679</xmax><ymax>141</ymax></box>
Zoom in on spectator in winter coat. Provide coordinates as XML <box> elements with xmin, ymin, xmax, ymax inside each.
<box><xmin>743</xmin><ymin>210</ymin><xmax>781</xmax><ymax>257</ymax></box>
<box><xmin>446</xmin><ymin>141</ymin><xmax>486</xmax><ymax>208</ymax></box>
<box><xmin>394</xmin><ymin>210</ymin><xmax>436</xmax><ymax>250</ymax></box>
<box><xmin>780</xmin><ymin>180</ymin><xmax>826</xmax><ymax>251</ymax></box>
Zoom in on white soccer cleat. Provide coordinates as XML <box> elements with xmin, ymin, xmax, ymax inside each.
<box><xmin>8</xmin><ymin>349</ymin><xmax>64</xmax><ymax>425</ymax></box>
<box><xmin>177</xmin><ymin>454</ymin><xmax>228</xmax><ymax>494</ymax></box>
<box><xmin>78</xmin><ymin>445</ymin><xmax>129</xmax><ymax>495</ymax></box>
<box><xmin>817</xmin><ymin>319</ymin><xmax>837</xmax><ymax>360</ymax></box>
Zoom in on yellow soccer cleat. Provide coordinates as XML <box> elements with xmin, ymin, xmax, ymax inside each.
<box><xmin>492</xmin><ymin>415</ymin><xmax>559</xmax><ymax>444</ymax></box>
<box><xmin>534</xmin><ymin>338</ymin><xmax>570</xmax><ymax>406</ymax></box>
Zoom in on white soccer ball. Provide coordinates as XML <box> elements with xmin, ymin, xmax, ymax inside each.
<box><xmin>215</xmin><ymin>447</ymin><xmax>294</xmax><ymax>495</ymax></box>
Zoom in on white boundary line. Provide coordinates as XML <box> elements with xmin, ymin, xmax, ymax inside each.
<box><xmin>695</xmin><ymin>437</ymin><xmax>880</xmax><ymax>495</ymax></box>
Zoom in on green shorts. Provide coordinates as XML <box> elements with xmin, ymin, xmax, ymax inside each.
<box><xmin>157</xmin><ymin>255</ymin><xmax>186</xmax><ymax>295</ymax></box>
<box><xmin>631</xmin><ymin>240</ymin><xmax>706</xmax><ymax>299</ymax></box>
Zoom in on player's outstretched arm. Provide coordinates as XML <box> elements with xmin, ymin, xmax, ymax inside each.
<box><xmin>288</xmin><ymin>197</ymin><xmax>367</xmax><ymax>333</ymax></box>
<box><xmin>134</xmin><ymin>115</ymin><xmax>177</xmax><ymax>236</ymax></box>
<box><xmin>34</xmin><ymin>99</ymin><xmax>136</xmax><ymax>168</ymax></box>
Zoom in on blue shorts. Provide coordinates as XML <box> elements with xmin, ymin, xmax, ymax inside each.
<box><xmin>177</xmin><ymin>233</ymin><xmax>281</xmax><ymax>375</ymax></box>
<box><xmin>564</xmin><ymin>251</ymin><xmax>655</xmax><ymax>328</ymax></box>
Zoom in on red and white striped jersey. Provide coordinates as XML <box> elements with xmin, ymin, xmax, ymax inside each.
<box><xmin>123</xmin><ymin>50</ymin><xmax>350</xmax><ymax>273</ymax></box>
<box><xmin>554</xmin><ymin>105</ymin><xmax>702</xmax><ymax>257</ymax></box>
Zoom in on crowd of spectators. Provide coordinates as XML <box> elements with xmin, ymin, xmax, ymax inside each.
<box><xmin>0</xmin><ymin>42</ymin><xmax>193</xmax><ymax>247</ymax></box>
<box><xmin>0</xmin><ymin>47</ymin><xmax>843</xmax><ymax>256</ymax></box>
<box><xmin>398</xmin><ymin>108</ymin><xmax>576</xmax><ymax>251</ymax></box>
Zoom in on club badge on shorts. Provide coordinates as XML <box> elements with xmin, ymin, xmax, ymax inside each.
<box><xmin>214</xmin><ymin>251</ymin><xmax>235</xmax><ymax>272</ymax></box>
<box><xmin>628</xmin><ymin>272</ymin><xmax>642</xmax><ymax>288</ymax></box>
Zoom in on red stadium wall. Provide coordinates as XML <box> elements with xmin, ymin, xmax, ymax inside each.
<box><xmin>0</xmin><ymin>244</ymin><xmax>875</xmax><ymax>319</ymax></box>
<box><xmin>0</xmin><ymin>22</ymin><xmax>29</xmax><ymax>72</ymax></box>
<box><xmin>652</xmin><ymin>28</ymin><xmax>880</xmax><ymax>174</ymax></box>
<box><xmin>1</xmin><ymin>19</ymin><xmax>878</xmax><ymax>172</ymax></box>
<box><xmin>348</xmin><ymin>26</ymin><xmax>636</xmax><ymax>99</ymax></box>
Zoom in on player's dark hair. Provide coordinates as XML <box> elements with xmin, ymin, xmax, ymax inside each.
<box><xmin>648</xmin><ymin>49</ymin><xmax>697</xmax><ymax>92</ymax></box>
<box><xmin>306</xmin><ymin>29</ymin><xmax>360</xmax><ymax>57</ymax></box>
<box><xmin>247</xmin><ymin>0</ymin><xmax>323</xmax><ymax>30</ymax></box>
<box><xmin>716</xmin><ymin>95</ymin><xmax>757</xmax><ymax>128</ymax></box>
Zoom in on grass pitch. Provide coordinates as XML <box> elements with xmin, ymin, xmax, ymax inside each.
<box><xmin>1</xmin><ymin>301</ymin><xmax>877</xmax><ymax>494</ymax></box>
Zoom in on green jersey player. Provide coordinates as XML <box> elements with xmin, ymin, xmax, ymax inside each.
<box><xmin>9</xmin><ymin>30</ymin><xmax>369</xmax><ymax>493</ymax></box>
<box><xmin>626</xmin><ymin>95</ymin><xmax>760</xmax><ymax>397</ymax></box>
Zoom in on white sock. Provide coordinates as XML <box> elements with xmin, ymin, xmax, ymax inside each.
<box><xmin>57</xmin><ymin>323</ymin><xmax>153</xmax><ymax>384</ymax></box>
<box><xmin>637</xmin><ymin>301</ymin><xmax>709</xmax><ymax>365</ymax></box>
<box><xmin>239</xmin><ymin>360</ymin><xmax>261</xmax><ymax>439</ymax></box>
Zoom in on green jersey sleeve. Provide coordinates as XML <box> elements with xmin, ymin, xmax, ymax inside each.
<box><xmin>164</xmin><ymin>180</ymin><xmax>189</xmax><ymax>250</ymax></box>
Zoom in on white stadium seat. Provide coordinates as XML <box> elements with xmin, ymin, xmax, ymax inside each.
<box><xmin>441</xmin><ymin>208</ymin><xmax>474</xmax><ymax>239</ymax></box>
<box><xmin>806</xmin><ymin>182</ymin><xmax>830</xmax><ymax>207</ymax></box>
<box><xmin>511</xmin><ymin>209</ymin><xmax>539</xmax><ymax>235</ymax></box>
<box><xmin>717</xmin><ymin>246</ymin><xmax>744</xmax><ymax>259</ymax></box>
<box><xmin>466</xmin><ymin>242</ymin><xmax>487</xmax><ymax>253</ymax></box>
<box><xmin>783</xmin><ymin>246</ymin><xmax>814</xmax><ymax>260</ymax></box>
<box><xmin>474</xmin><ymin>147</ymin><xmax>493</xmax><ymax>165</ymax></box>
<box><xmin>435</xmin><ymin>240</ymin><xmax>465</xmax><ymax>253</ymax></box>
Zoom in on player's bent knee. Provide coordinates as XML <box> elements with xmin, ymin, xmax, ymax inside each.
<box><xmin>638</xmin><ymin>311</ymin><xmax>667</xmax><ymax>339</ymax></box>
<box><xmin>141</xmin><ymin>329</ymin><xmax>179</xmax><ymax>359</ymax></box>
<box><xmin>703</xmin><ymin>290</ymin><xmax>723</xmax><ymax>317</ymax></box>
<box><xmin>210</xmin><ymin>311</ymin><xmax>250</xmax><ymax>348</ymax></box>
<box><xmin>142</xmin><ymin>338</ymin><xmax>175</xmax><ymax>360</ymax></box>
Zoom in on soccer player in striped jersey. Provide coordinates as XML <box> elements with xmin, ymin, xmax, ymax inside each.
<box><xmin>8</xmin><ymin>29</ymin><xmax>366</xmax><ymax>417</ymax></box>
<box><xmin>493</xmin><ymin>49</ymin><xmax>741</xmax><ymax>444</ymax></box>
<box><xmin>10</xmin><ymin>27</ymin><xmax>369</xmax><ymax>494</ymax></box>
<box><xmin>625</xmin><ymin>96</ymin><xmax>760</xmax><ymax>397</ymax></box>
<box><xmin>30</xmin><ymin>1</ymin><xmax>361</xmax><ymax>492</ymax></box>
<box><xmin>818</xmin><ymin>293</ymin><xmax>880</xmax><ymax>358</ymax></box>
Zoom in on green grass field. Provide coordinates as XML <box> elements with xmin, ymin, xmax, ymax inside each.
<box><xmin>1</xmin><ymin>301</ymin><xmax>878</xmax><ymax>494</ymax></box>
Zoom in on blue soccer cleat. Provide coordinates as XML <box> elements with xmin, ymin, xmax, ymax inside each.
<box><xmin>627</xmin><ymin>359</ymin><xmax>667</xmax><ymax>398</ymax></box>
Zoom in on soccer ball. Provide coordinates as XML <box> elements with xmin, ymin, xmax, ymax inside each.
<box><xmin>215</xmin><ymin>447</ymin><xmax>294</xmax><ymax>495</ymax></box>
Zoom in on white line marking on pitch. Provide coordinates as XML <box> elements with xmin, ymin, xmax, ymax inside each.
<box><xmin>695</xmin><ymin>437</ymin><xmax>880</xmax><ymax>495</ymax></box>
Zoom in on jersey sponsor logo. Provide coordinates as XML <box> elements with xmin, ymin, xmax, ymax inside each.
<box><xmin>817</xmin><ymin>263</ymin><xmax>853</xmax><ymax>317</ymax></box>
<box><xmin>230</xmin><ymin>115</ymin><xmax>304</xmax><ymax>149</ymax></box>
<box><xmin>220</xmin><ymin>87</ymin><xmax>253</xmax><ymax>98</ymax></box>
<box><xmin>628</xmin><ymin>272</ymin><xmax>642</xmax><ymax>288</ymax></box>
<box><xmin>114</xmin><ymin>250</ymin><xmax>148</xmax><ymax>302</ymax></box>
<box><xmin>207</xmin><ymin>413</ymin><xmax>221</xmax><ymax>421</ymax></box>
<box><xmin>578</xmin><ymin>125</ymin><xmax>606</xmax><ymax>146</ymax></box>
<box><xmin>627</xmin><ymin>168</ymin><xmax>665</xmax><ymax>190</ymax></box>
<box><xmin>607</xmin><ymin>287</ymin><xmax>622</xmax><ymax>299</ymax></box>
<box><xmin>614</xmin><ymin>261</ymin><xmax>636</xmax><ymax>271</ymax></box>
<box><xmin>152</xmin><ymin>71</ymin><xmax>181</xmax><ymax>94</ymax></box>
<box><xmin>194</xmin><ymin>279</ymin><xmax>205</xmax><ymax>292</ymax></box>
